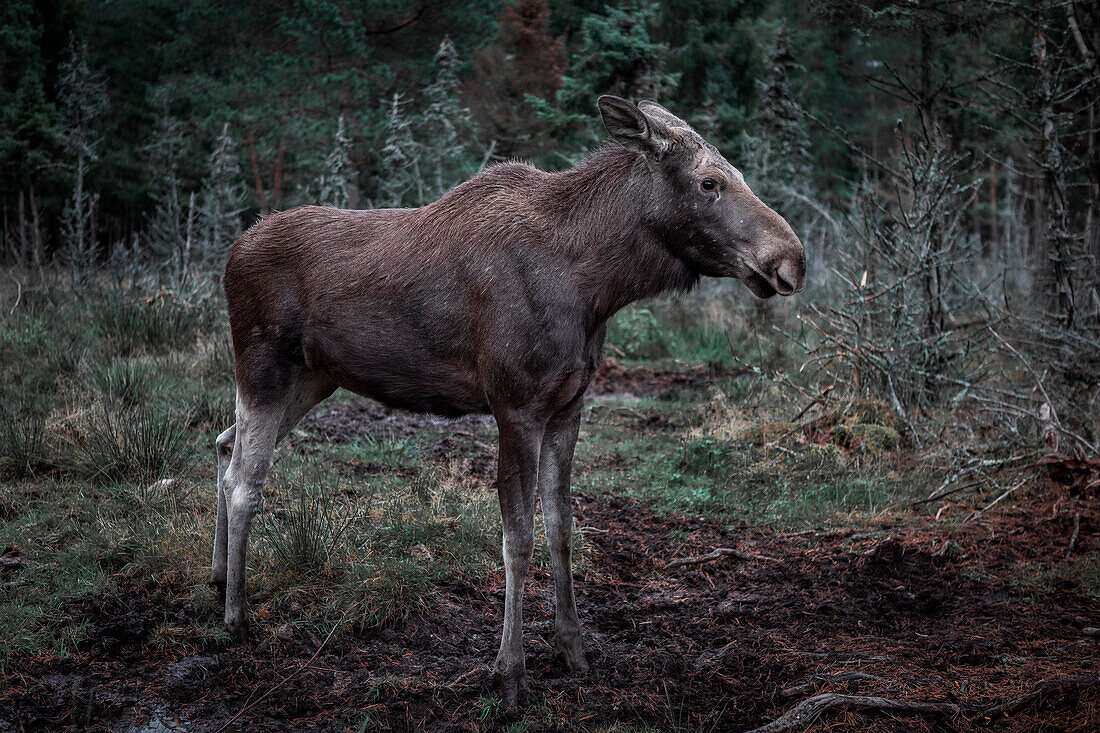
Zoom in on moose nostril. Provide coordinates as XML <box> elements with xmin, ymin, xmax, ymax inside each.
<box><xmin>773</xmin><ymin>259</ymin><xmax>802</xmax><ymax>295</ymax></box>
<box><xmin>774</xmin><ymin>271</ymin><xmax>794</xmax><ymax>294</ymax></box>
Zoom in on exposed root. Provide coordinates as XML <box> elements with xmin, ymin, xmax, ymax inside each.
<box><xmin>977</xmin><ymin>675</ymin><xmax>1100</xmax><ymax>724</ymax></box>
<box><xmin>744</xmin><ymin>693</ymin><xmax>960</xmax><ymax>733</ymax></box>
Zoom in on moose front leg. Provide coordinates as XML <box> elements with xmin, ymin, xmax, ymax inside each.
<box><xmin>539</xmin><ymin>400</ymin><xmax>588</xmax><ymax>673</ymax></box>
<box><xmin>493</xmin><ymin>410</ymin><xmax>544</xmax><ymax>706</ymax></box>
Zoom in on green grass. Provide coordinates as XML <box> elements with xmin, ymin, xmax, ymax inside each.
<box><xmin>338</xmin><ymin>432</ymin><xmax>422</xmax><ymax>467</ymax></box>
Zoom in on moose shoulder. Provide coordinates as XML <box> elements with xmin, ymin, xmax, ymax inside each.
<box><xmin>213</xmin><ymin>95</ymin><xmax>805</xmax><ymax>705</ymax></box>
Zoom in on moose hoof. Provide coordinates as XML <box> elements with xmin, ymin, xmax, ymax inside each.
<box><xmin>555</xmin><ymin>635</ymin><xmax>588</xmax><ymax>674</ymax></box>
<box><xmin>494</xmin><ymin>665</ymin><xmax>528</xmax><ymax>708</ymax></box>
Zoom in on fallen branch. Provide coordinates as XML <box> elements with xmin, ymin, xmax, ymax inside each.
<box><xmin>960</xmin><ymin>478</ymin><xmax>1027</xmax><ymax>525</ymax></box>
<box><xmin>744</xmin><ymin>693</ymin><xmax>959</xmax><ymax>733</ymax></box>
<box><xmin>977</xmin><ymin>675</ymin><xmax>1099</xmax><ymax>723</ymax></box>
<box><xmin>7</xmin><ymin>271</ymin><xmax>22</xmax><ymax>316</ymax></box>
<box><xmin>909</xmin><ymin>480</ymin><xmax>984</xmax><ymax>507</ymax></box>
<box><xmin>214</xmin><ymin>601</ymin><xmax>357</xmax><ymax>732</ymax></box>
<box><xmin>665</xmin><ymin>547</ymin><xmax>783</xmax><ymax>570</ymax></box>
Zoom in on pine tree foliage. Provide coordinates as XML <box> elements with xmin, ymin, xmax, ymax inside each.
<box><xmin>317</xmin><ymin>115</ymin><xmax>354</xmax><ymax>209</ymax></box>
<box><xmin>541</xmin><ymin>0</ymin><xmax>679</xmax><ymax>152</ymax></box>
<box><xmin>421</xmin><ymin>36</ymin><xmax>475</xmax><ymax>200</ymax></box>
<box><xmin>0</xmin><ymin>0</ymin><xmax>60</xmax><ymax>212</ymax></box>
<box><xmin>198</xmin><ymin>122</ymin><xmax>246</xmax><ymax>271</ymax></box>
<box><xmin>57</xmin><ymin>36</ymin><xmax>108</xmax><ymax>296</ymax></box>
<box><xmin>379</xmin><ymin>93</ymin><xmax>422</xmax><ymax>208</ymax></box>
<box><xmin>755</xmin><ymin>24</ymin><xmax>810</xmax><ymax>178</ymax></box>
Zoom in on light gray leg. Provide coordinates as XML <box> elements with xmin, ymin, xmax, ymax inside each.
<box><xmin>223</xmin><ymin>393</ymin><xmax>284</xmax><ymax>641</ymax></box>
<box><xmin>538</xmin><ymin>400</ymin><xmax>587</xmax><ymax>673</ymax></box>
<box><xmin>211</xmin><ymin>423</ymin><xmax>236</xmax><ymax>598</ymax></box>
<box><xmin>492</xmin><ymin>409</ymin><xmax>544</xmax><ymax>707</ymax></box>
<box><xmin>220</xmin><ymin>374</ymin><xmax>334</xmax><ymax>641</ymax></box>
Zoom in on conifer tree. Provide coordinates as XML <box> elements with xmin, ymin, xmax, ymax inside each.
<box><xmin>144</xmin><ymin>86</ymin><xmax>189</xmax><ymax>281</ymax></box>
<box><xmin>539</xmin><ymin>1</ymin><xmax>678</xmax><ymax>153</ymax></box>
<box><xmin>198</xmin><ymin>123</ymin><xmax>246</xmax><ymax>271</ymax></box>
<box><xmin>755</xmin><ymin>24</ymin><xmax>810</xmax><ymax>181</ymax></box>
<box><xmin>379</xmin><ymin>93</ymin><xmax>422</xmax><ymax>207</ymax></box>
<box><xmin>468</xmin><ymin>0</ymin><xmax>565</xmax><ymax>160</ymax></box>
<box><xmin>318</xmin><ymin>115</ymin><xmax>354</xmax><ymax>209</ymax></box>
<box><xmin>421</xmin><ymin>37</ymin><xmax>474</xmax><ymax>200</ymax></box>
<box><xmin>58</xmin><ymin>37</ymin><xmax>108</xmax><ymax>297</ymax></box>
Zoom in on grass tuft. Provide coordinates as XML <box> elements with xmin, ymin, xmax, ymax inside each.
<box><xmin>69</xmin><ymin>404</ymin><xmax>194</xmax><ymax>487</ymax></box>
<box><xmin>92</xmin><ymin>296</ymin><xmax>204</xmax><ymax>356</ymax></box>
<box><xmin>0</xmin><ymin>407</ymin><xmax>51</xmax><ymax>479</ymax></box>
<box><xmin>257</xmin><ymin>467</ymin><xmax>360</xmax><ymax>577</ymax></box>
<box><xmin>88</xmin><ymin>361</ymin><xmax>158</xmax><ymax>408</ymax></box>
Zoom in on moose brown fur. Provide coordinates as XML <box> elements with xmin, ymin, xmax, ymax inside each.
<box><xmin>212</xmin><ymin>96</ymin><xmax>805</xmax><ymax>704</ymax></box>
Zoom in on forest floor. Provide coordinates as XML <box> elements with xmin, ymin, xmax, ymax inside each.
<box><xmin>2</xmin><ymin>359</ymin><xmax>1099</xmax><ymax>732</ymax></box>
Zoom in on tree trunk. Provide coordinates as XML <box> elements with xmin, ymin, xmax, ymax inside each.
<box><xmin>1033</xmin><ymin>24</ymin><xmax>1076</xmax><ymax>328</ymax></box>
<box><xmin>246</xmin><ymin>128</ymin><xmax>268</xmax><ymax>214</ymax></box>
<box><xmin>29</xmin><ymin>186</ymin><xmax>44</xmax><ymax>287</ymax></box>
<box><xmin>17</xmin><ymin>190</ymin><xmax>27</xmax><ymax>269</ymax></box>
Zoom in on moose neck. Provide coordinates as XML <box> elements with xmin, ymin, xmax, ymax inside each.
<box><xmin>550</xmin><ymin>145</ymin><xmax>699</xmax><ymax>324</ymax></box>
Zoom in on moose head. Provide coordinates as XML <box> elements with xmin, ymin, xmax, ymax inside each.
<box><xmin>598</xmin><ymin>95</ymin><xmax>806</xmax><ymax>298</ymax></box>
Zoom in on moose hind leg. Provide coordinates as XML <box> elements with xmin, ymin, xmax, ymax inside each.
<box><xmin>211</xmin><ymin>424</ymin><xmax>237</xmax><ymax>599</ymax></box>
<box><xmin>223</xmin><ymin>392</ymin><xmax>285</xmax><ymax>641</ymax></box>
<box><xmin>539</xmin><ymin>402</ymin><xmax>587</xmax><ymax>673</ymax></box>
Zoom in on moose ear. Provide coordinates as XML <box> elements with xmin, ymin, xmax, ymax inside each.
<box><xmin>637</xmin><ymin>100</ymin><xmax>694</xmax><ymax>133</ymax></box>
<box><xmin>597</xmin><ymin>95</ymin><xmax>671</xmax><ymax>157</ymax></box>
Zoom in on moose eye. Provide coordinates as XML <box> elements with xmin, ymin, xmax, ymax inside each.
<box><xmin>701</xmin><ymin>179</ymin><xmax>717</xmax><ymax>192</ymax></box>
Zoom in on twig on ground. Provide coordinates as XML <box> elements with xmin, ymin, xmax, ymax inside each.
<box><xmin>788</xmin><ymin>384</ymin><xmax>834</xmax><ymax>424</ymax></box>
<box><xmin>909</xmin><ymin>480</ymin><xmax>984</xmax><ymax>507</ymax></box>
<box><xmin>665</xmin><ymin>547</ymin><xmax>783</xmax><ymax>570</ymax></box>
<box><xmin>744</xmin><ymin>693</ymin><xmax>960</xmax><ymax>733</ymax></box>
<box><xmin>1066</xmin><ymin>511</ymin><xmax>1081</xmax><ymax>560</ymax></box>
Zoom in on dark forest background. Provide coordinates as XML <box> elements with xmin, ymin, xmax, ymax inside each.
<box><xmin>2</xmin><ymin>0</ymin><xmax>1099</xmax><ymax>448</ymax></box>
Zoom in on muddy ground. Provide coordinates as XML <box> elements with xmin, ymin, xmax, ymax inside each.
<box><xmin>1</xmin><ymin>367</ymin><xmax>1098</xmax><ymax>732</ymax></box>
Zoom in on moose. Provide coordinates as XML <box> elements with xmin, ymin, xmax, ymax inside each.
<box><xmin>212</xmin><ymin>95</ymin><xmax>805</xmax><ymax>704</ymax></box>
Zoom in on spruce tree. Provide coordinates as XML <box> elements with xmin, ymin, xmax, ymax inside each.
<box><xmin>421</xmin><ymin>37</ymin><xmax>475</xmax><ymax>200</ymax></box>
<box><xmin>198</xmin><ymin>123</ymin><xmax>246</xmax><ymax>271</ymax></box>
<box><xmin>144</xmin><ymin>86</ymin><xmax>189</xmax><ymax>281</ymax></box>
<box><xmin>468</xmin><ymin>0</ymin><xmax>565</xmax><ymax>160</ymax></box>
<box><xmin>379</xmin><ymin>93</ymin><xmax>422</xmax><ymax>208</ymax></box>
<box><xmin>540</xmin><ymin>1</ymin><xmax>678</xmax><ymax>153</ymax></box>
<box><xmin>318</xmin><ymin>115</ymin><xmax>354</xmax><ymax>209</ymax></box>
<box><xmin>755</xmin><ymin>24</ymin><xmax>810</xmax><ymax>182</ymax></box>
<box><xmin>57</xmin><ymin>37</ymin><xmax>108</xmax><ymax>297</ymax></box>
